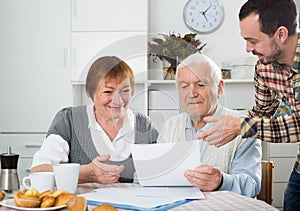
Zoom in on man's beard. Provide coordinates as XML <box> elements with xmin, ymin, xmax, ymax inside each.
<box><xmin>254</xmin><ymin>39</ymin><xmax>282</xmax><ymax>65</ymax></box>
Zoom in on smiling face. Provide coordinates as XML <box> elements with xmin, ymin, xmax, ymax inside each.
<box><xmin>85</xmin><ymin>56</ymin><xmax>135</xmax><ymax>121</ymax></box>
<box><xmin>240</xmin><ymin>13</ymin><xmax>283</xmax><ymax>65</ymax></box>
<box><xmin>94</xmin><ymin>77</ymin><xmax>132</xmax><ymax>120</ymax></box>
<box><xmin>177</xmin><ymin>63</ymin><xmax>223</xmax><ymax>120</ymax></box>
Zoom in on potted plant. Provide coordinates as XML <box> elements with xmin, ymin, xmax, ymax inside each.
<box><xmin>148</xmin><ymin>33</ymin><xmax>206</xmax><ymax>80</ymax></box>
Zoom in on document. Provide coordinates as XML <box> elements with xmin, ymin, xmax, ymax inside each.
<box><xmin>81</xmin><ymin>186</ymin><xmax>205</xmax><ymax>210</ymax></box>
<box><xmin>131</xmin><ymin>140</ymin><xmax>200</xmax><ymax>186</ymax></box>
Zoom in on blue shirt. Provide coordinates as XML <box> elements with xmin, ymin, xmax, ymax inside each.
<box><xmin>184</xmin><ymin>105</ymin><xmax>261</xmax><ymax>197</ymax></box>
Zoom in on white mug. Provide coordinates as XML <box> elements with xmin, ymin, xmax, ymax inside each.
<box><xmin>22</xmin><ymin>172</ymin><xmax>55</xmax><ymax>192</ymax></box>
<box><xmin>53</xmin><ymin>163</ymin><xmax>80</xmax><ymax>194</ymax></box>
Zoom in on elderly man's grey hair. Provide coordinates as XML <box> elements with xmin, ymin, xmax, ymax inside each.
<box><xmin>176</xmin><ymin>53</ymin><xmax>222</xmax><ymax>84</ymax></box>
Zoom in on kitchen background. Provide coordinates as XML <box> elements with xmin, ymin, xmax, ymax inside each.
<box><xmin>0</xmin><ymin>0</ymin><xmax>299</xmax><ymax>210</ymax></box>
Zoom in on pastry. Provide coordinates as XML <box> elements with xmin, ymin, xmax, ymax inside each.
<box><xmin>51</xmin><ymin>189</ymin><xmax>69</xmax><ymax>198</ymax></box>
<box><xmin>39</xmin><ymin>190</ymin><xmax>53</xmax><ymax>199</ymax></box>
<box><xmin>0</xmin><ymin>191</ymin><xmax>5</xmax><ymax>201</ymax></box>
<box><xmin>24</xmin><ymin>188</ymin><xmax>40</xmax><ymax>198</ymax></box>
<box><xmin>40</xmin><ymin>196</ymin><xmax>55</xmax><ymax>208</ymax></box>
<box><xmin>67</xmin><ymin>196</ymin><xmax>88</xmax><ymax>211</ymax></box>
<box><xmin>13</xmin><ymin>191</ymin><xmax>41</xmax><ymax>208</ymax></box>
<box><xmin>93</xmin><ymin>204</ymin><xmax>118</xmax><ymax>211</ymax></box>
<box><xmin>55</xmin><ymin>192</ymin><xmax>76</xmax><ymax>206</ymax></box>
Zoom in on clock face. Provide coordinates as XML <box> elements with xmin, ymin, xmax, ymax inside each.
<box><xmin>183</xmin><ymin>0</ymin><xmax>224</xmax><ymax>33</ymax></box>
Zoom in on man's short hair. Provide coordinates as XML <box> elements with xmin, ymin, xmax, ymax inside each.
<box><xmin>176</xmin><ymin>53</ymin><xmax>222</xmax><ymax>85</ymax></box>
<box><xmin>239</xmin><ymin>0</ymin><xmax>298</xmax><ymax>37</ymax></box>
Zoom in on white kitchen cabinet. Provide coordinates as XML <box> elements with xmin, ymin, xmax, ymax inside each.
<box><xmin>262</xmin><ymin>142</ymin><xmax>299</xmax><ymax>210</ymax></box>
<box><xmin>149</xmin><ymin>89</ymin><xmax>179</xmax><ymax>109</ymax></box>
<box><xmin>71</xmin><ymin>32</ymin><xmax>147</xmax><ymax>83</ymax></box>
<box><xmin>222</xmin><ymin>80</ymin><xmax>255</xmax><ymax>111</ymax></box>
<box><xmin>0</xmin><ymin>134</ymin><xmax>45</xmax><ymax>182</ymax></box>
<box><xmin>0</xmin><ymin>0</ymin><xmax>72</xmax><ymax>133</ymax></box>
<box><xmin>71</xmin><ymin>0</ymin><xmax>147</xmax><ymax>31</ymax></box>
<box><xmin>70</xmin><ymin>0</ymin><xmax>148</xmax><ymax>83</ymax></box>
<box><xmin>148</xmin><ymin>82</ymin><xmax>180</xmax><ymax>132</ymax></box>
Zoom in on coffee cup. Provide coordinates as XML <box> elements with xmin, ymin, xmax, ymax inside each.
<box><xmin>22</xmin><ymin>172</ymin><xmax>55</xmax><ymax>192</ymax></box>
<box><xmin>53</xmin><ymin>163</ymin><xmax>79</xmax><ymax>194</ymax></box>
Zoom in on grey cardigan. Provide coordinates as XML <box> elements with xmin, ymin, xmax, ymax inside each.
<box><xmin>47</xmin><ymin>105</ymin><xmax>158</xmax><ymax>182</ymax></box>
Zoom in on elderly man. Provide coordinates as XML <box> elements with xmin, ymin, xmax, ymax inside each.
<box><xmin>160</xmin><ymin>53</ymin><xmax>261</xmax><ymax>197</ymax></box>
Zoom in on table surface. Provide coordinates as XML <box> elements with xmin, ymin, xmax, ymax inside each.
<box><xmin>0</xmin><ymin>183</ymin><xmax>279</xmax><ymax>211</ymax></box>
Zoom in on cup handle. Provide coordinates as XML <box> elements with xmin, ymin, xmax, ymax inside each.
<box><xmin>22</xmin><ymin>176</ymin><xmax>31</xmax><ymax>190</ymax></box>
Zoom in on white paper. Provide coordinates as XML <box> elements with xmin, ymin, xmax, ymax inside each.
<box><xmin>81</xmin><ymin>186</ymin><xmax>204</xmax><ymax>209</ymax></box>
<box><xmin>131</xmin><ymin>140</ymin><xmax>200</xmax><ymax>186</ymax></box>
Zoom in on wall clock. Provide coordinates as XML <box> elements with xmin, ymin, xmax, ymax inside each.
<box><xmin>183</xmin><ymin>0</ymin><xmax>225</xmax><ymax>34</ymax></box>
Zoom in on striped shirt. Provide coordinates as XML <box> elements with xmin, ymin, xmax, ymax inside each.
<box><xmin>241</xmin><ymin>33</ymin><xmax>300</xmax><ymax>164</ymax></box>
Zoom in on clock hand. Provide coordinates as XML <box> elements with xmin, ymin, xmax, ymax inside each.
<box><xmin>203</xmin><ymin>3</ymin><xmax>212</xmax><ymax>15</ymax></box>
<box><xmin>201</xmin><ymin>2</ymin><xmax>212</xmax><ymax>22</ymax></box>
<box><xmin>203</xmin><ymin>13</ymin><xmax>208</xmax><ymax>22</ymax></box>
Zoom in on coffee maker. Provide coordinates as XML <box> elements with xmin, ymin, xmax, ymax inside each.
<box><xmin>0</xmin><ymin>146</ymin><xmax>20</xmax><ymax>193</ymax></box>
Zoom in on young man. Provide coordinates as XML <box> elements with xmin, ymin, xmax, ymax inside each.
<box><xmin>197</xmin><ymin>0</ymin><xmax>300</xmax><ymax>210</ymax></box>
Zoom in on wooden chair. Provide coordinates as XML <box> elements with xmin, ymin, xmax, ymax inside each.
<box><xmin>257</xmin><ymin>160</ymin><xmax>274</xmax><ymax>205</ymax></box>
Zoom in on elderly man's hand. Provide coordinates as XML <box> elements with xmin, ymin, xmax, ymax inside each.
<box><xmin>184</xmin><ymin>165</ymin><xmax>222</xmax><ymax>191</ymax></box>
<box><xmin>196</xmin><ymin>115</ymin><xmax>241</xmax><ymax>147</ymax></box>
<box><xmin>88</xmin><ymin>154</ymin><xmax>124</xmax><ymax>184</ymax></box>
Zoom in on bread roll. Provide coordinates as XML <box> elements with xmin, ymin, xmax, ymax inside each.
<box><xmin>93</xmin><ymin>204</ymin><xmax>118</xmax><ymax>211</ymax></box>
<box><xmin>40</xmin><ymin>196</ymin><xmax>55</xmax><ymax>208</ymax></box>
<box><xmin>24</xmin><ymin>188</ymin><xmax>40</xmax><ymax>198</ymax></box>
<box><xmin>67</xmin><ymin>196</ymin><xmax>88</xmax><ymax>211</ymax></box>
<box><xmin>39</xmin><ymin>190</ymin><xmax>53</xmax><ymax>199</ymax></box>
<box><xmin>0</xmin><ymin>191</ymin><xmax>5</xmax><ymax>201</ymax></box>
<box><xmin>55</xmin><ymin>193</ymin><xmax>76</xmax><ymax>206</ymax></box>
<box><xmin>13</xmin><ymin>192</ymin><xmax>41</xmax><ymax>208</ymax></box>
<box><xmin>51</xmin><ymin>190</ymin><xmax>69</xmax><ymax>198</ymax></box>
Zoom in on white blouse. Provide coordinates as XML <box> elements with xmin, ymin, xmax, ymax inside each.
<box><xmin>31</xmin><ymin>104</ymin><xmax>135</xmax><ymax>168</ymax></box>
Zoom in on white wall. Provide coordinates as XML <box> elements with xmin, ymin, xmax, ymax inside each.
<box><xmin>149</xmin><ymin>0</ymin><xmax>254</xmax><ymax>67</ymax></box>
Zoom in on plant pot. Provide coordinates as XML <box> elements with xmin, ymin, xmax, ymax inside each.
<box><xmin>163</xmin><ymin>60</ymin><xmax>176</xmax><ymax>80</ymax></box>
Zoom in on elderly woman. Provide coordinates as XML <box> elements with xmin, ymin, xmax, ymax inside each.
<box><xmin>160</xmin><ymin>53</ymin><xmax>261</xmax><ymax>197</ymax></box>
<box><xmin>31</xmin><ymin>56</ymin><xmax>158</xmax><ymax>184</ymax></box>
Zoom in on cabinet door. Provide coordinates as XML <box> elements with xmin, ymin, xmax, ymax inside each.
<box><xmin>0</xmin><ymin>0</ymin><xmax>72</xmax><ymax>132</ymax></box>
<box><xmin>71</xmin><ymin>0</ymin><xmax>147</xmax><ymax>31</ymax></box>
<box><xmin>269</xmin><ymin>143</ymin><xmax>299</xmax><ymax>157</ymax></box>
<box><xmin>273</xmin><ymin>182</ymin><xmax>286</xmax><ymax>209</ymax></box>
<box><xmin>19</xmin><ymin>158</ymin><xmax>33</xmax><ymax>182</ymax></box>
<box><xmin>0</xmin><ymin>134</ymin><xmax>44</xmax><ymax>158</ymax></box>
<box><xmin>0</xmin><ymin>134</ymin><xmax>45</xmax><ymax>181</ymax></box>
<box><xmin>71</xmin><ymin>32</ymin><xmax>147</xmax><ymax>83</ymax></box>
<box><xmin>272</xmin><ymin>158</ymin><xmax>295</xmax><ymax>182</ymax></box>
<box><xmin>149</xmin><ymin>90</ymin><xmax>179</xmax><ymax>109</ymax></box>
<box><xmin>222</xmin><ymin>81</ymin><xmax>255</xmax><ymax>110</ymax></box>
